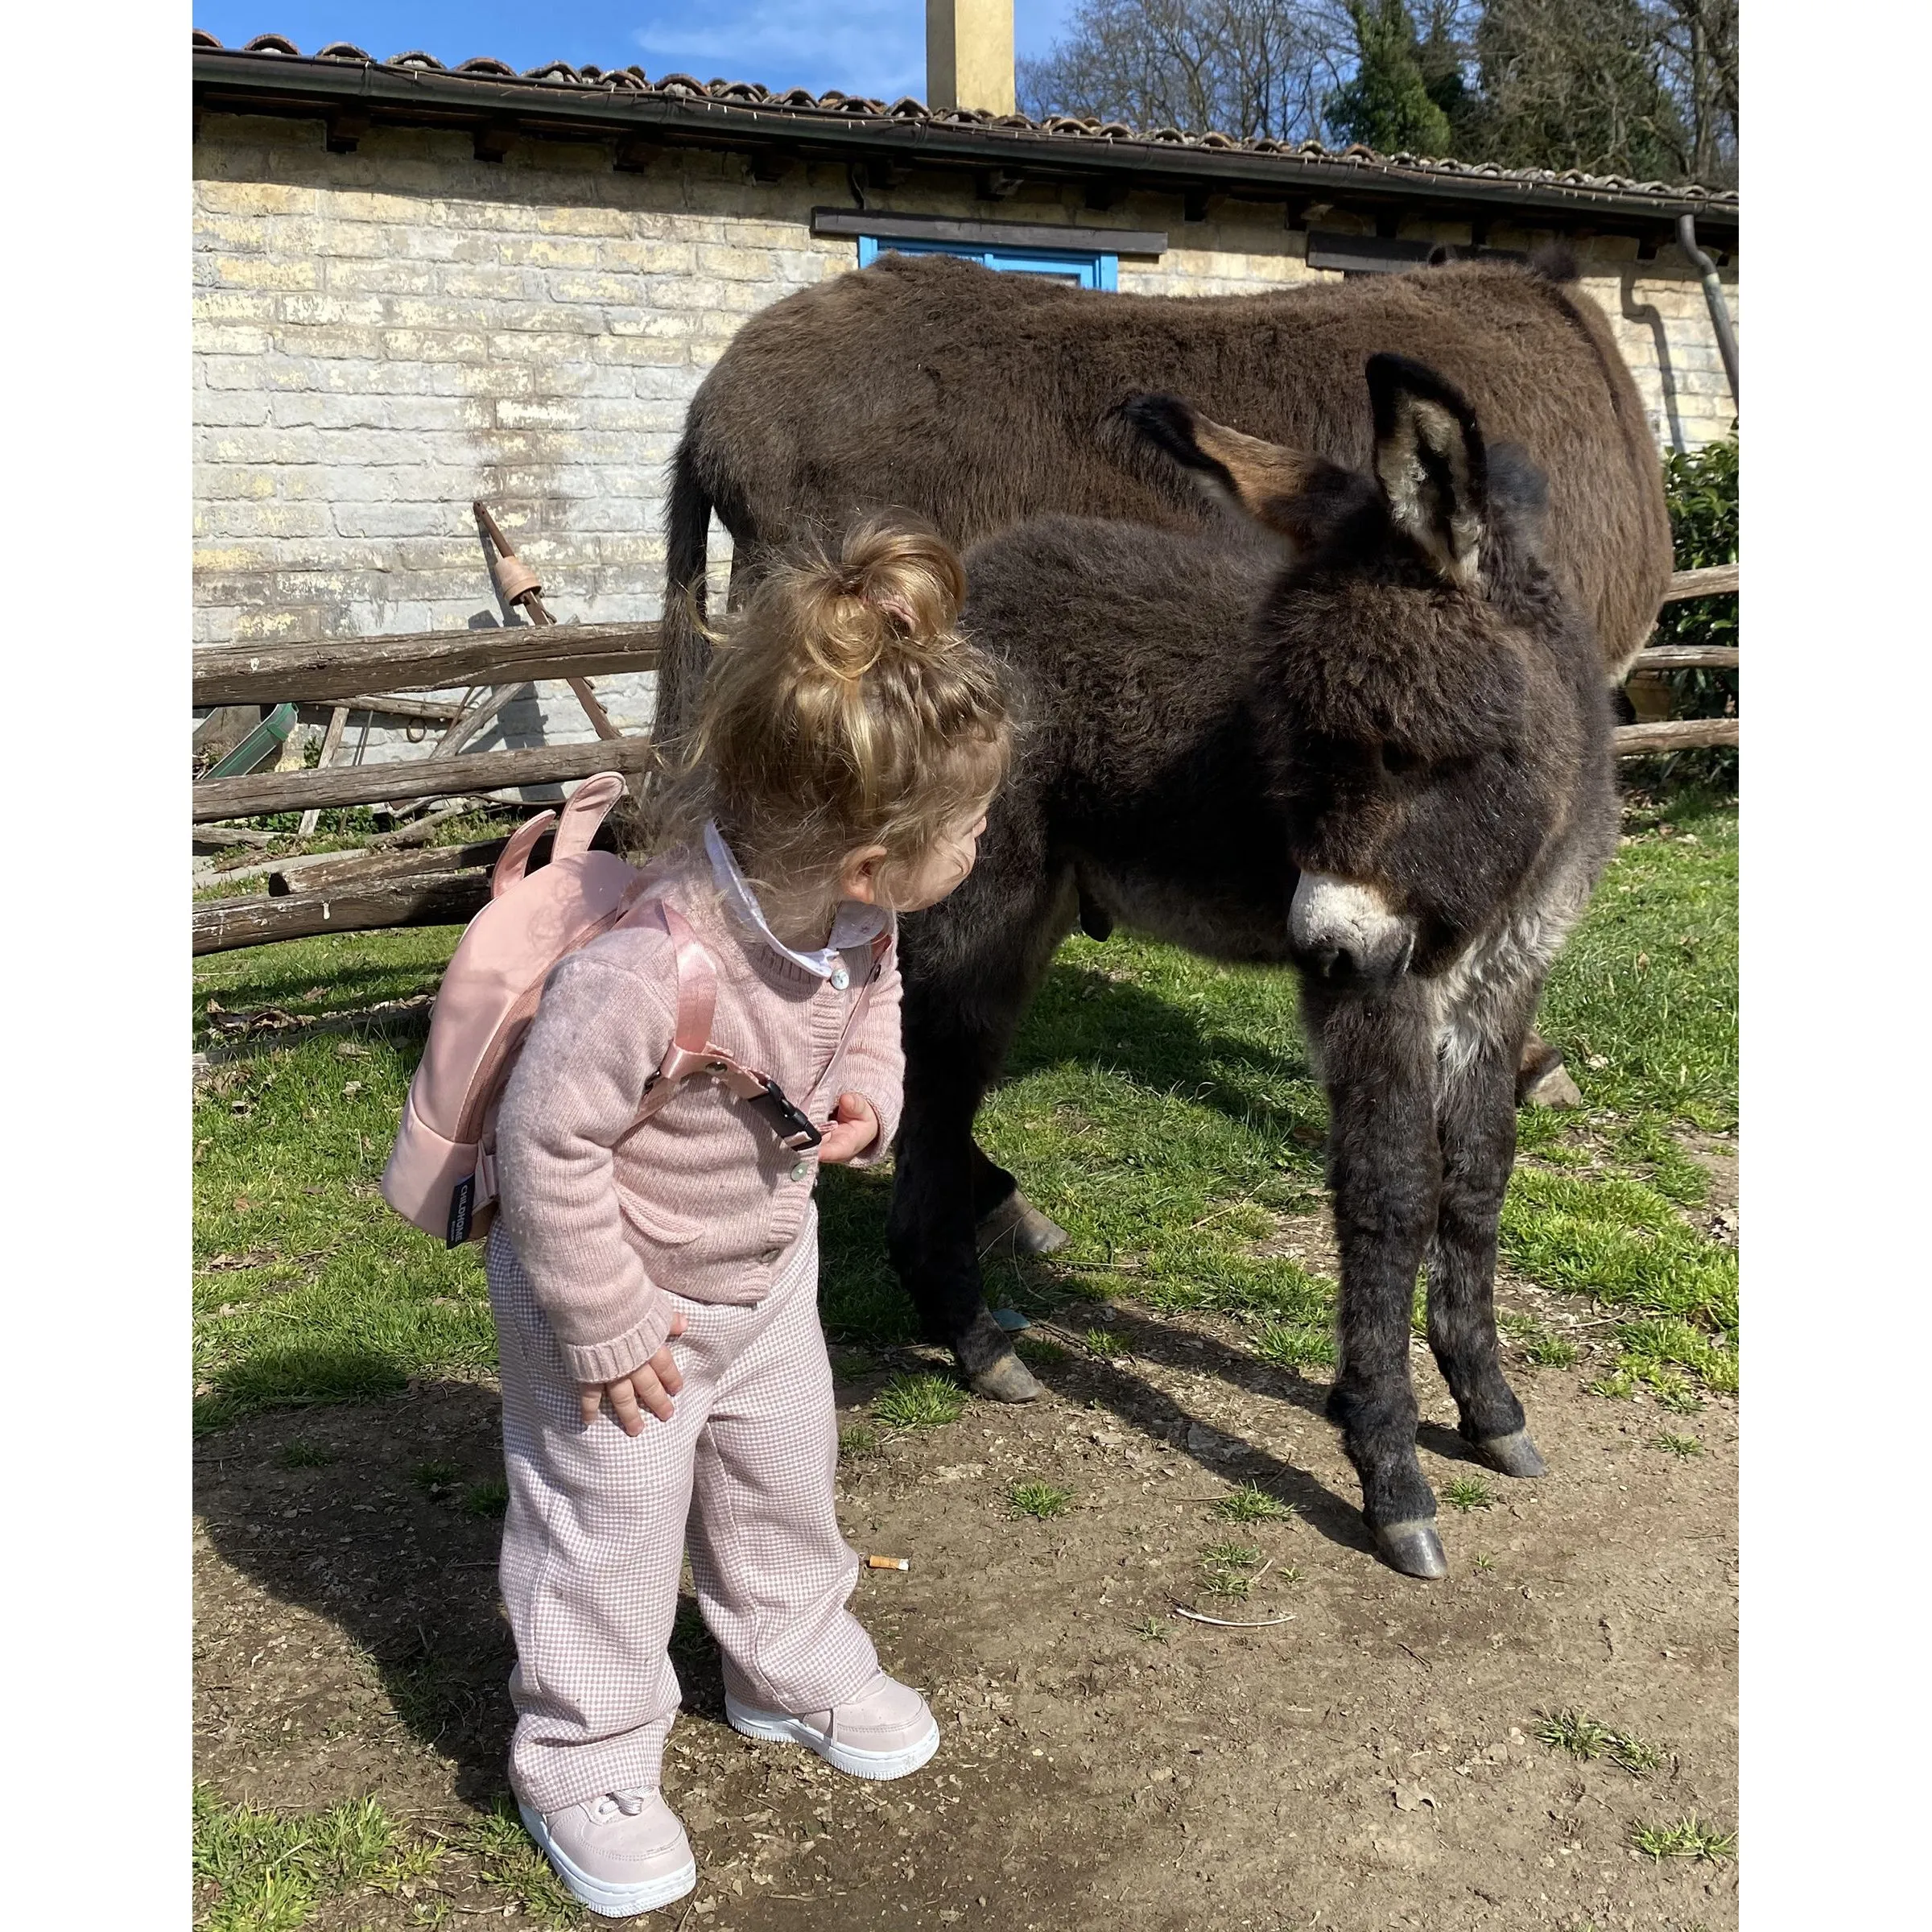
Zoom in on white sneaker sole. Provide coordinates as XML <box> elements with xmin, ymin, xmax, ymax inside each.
<box><xmin>517</xmin><ymin>1802</ymin><xmax>698</xmax><ymax>1918</ymax></box>
<box><xmin>724</xmin><ymin>1693</ymin><xmax>941</xmax><ymax>1781</ymax></box>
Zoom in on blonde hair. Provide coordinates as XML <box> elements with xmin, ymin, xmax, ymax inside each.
<box><xmin>662</xmin><ymin>517</ymin><xmax>1012</xmax><ymax>919</ymax></box>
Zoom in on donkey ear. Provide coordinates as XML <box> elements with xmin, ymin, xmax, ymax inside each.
<box><xmin>1365</xmin><ymin>354</ymin><xmax>1488</xmax><ymax>588</ymax></box>
<box><xmin>1121</xmin><ymin>393</ymin><xmax>1345</xmax><ymax>539</ymax></box>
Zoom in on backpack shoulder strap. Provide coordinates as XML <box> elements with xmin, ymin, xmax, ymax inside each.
<box><xmin>632</xmin><ymin>901</ymin><xmax>724</xmax><ymax>1124</ymax></box>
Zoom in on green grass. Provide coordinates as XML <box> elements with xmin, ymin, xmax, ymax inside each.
<box><xmin>1254</xmin><ymin>1318</ymin><xmax>1336</xmax><ymax>1371</ymax></box>
<box><xmin>463</xmin><ymin>1477</ymin><xmax>510</xmax><ymax>1517</ymax></box>
<box><xmin>192</xmin><ymin>1785</ymin><xmax>446</xmax><ymax>1931</ymax></box>
<box><xmin>275</xmin><ymin>1439</ymin><xmax>336</xmax><ymax>1468</ymax></box>
<box><xmin>1214</xmin><ymin>1482</ymin><xmax>1297</xmax><ymax>1524</ymax></box>
<box><xmin>1534</xmin><ymin>1708</ymin><xmax>1664</xmax><ymax>1778</ymax></box>
<box><xmin>838</xmin><ymin>1422</ymin><xmax>882</xmax><ymax>1461</ymax></box>
<box><xmin>1009</xmin><ymin>1479</ymin><xmax>1074</xmax><ymax>1519</ymax></box>
<box><xmin>1442</xmin><ymin>1476</ymin><xmax>1496</xmax><ymax>1512</ymax></box>
<box><xmin>1083</xmin><ymin>1325</ymin><xmax>1129</xmax><ymax>1358</ymax></box>
<box><xmin>873</xmin><ymin>1372</ymin><xmax>967</xmax><ymax>1430</ymax></box>
<box><xmin>1500</xmin><ymin>1313</ymin><xmax>1579</xmax><ymax>1368</ymax></box>
<box><xmin>194</xmin><ymin>927</ymin><xmax>495</xmax><ymax>1434</ymax></box>
<box><xmin>1014</xmin><ymin>1334</ymin><xmax>1070</xmax><ymax>1368</ymax></box>
<box><xmin>1199</xmin><ymin>1541</ymin><xmax>1265</xmax><ymax>1598</ymax></box>
<box><xmin>456</xmin><ymin>1798</ymin><xmax>582</xmax><ymax>1926</ymax></box>
<box><xmin>1652</xmin><ymin>1430</ymin><xmax>1703</xmax><ymax>1458</ymax></box>
<box><xmin>192</xmin><ymin>786</ymin><xmax>1737</xmax><ymax>1433</ymax></box>
<box><xmin>1629</xmin><ymin>1815</ymin><xmax>1736</xmax><ymax>1863</ymax></box>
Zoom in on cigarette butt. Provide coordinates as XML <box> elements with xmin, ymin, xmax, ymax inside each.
<box><xmin>865</xmin><ymin>1554</ymin><xmax>910</xmax><ymax>1571</ymax></box>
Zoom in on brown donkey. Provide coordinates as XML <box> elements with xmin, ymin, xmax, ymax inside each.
<box><xmin>654</xmin><ymin>249</ymin><xmax>1666</xmax><ymax>1125</ymax></box>
<box><xmin>887</xmin><ymin>357</ymin><xmax>1618</xmax><ymax>1577</ymax></box>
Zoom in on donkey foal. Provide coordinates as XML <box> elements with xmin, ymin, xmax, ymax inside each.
<box><xmin>888</xmin><ymin>356</ymin><xmax>1618</xmax><ymax>1576</ymax></box>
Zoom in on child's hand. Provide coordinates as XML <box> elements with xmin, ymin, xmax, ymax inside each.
<box><xmin>816</xmin><ymin>1092</ymin><xmax>881</xmax><ymax>1166</ymax></box>
<box><xmin>580</xmin><ymin>1310</ymin><xmax>687</xmax><ymax>1435</ymax></box>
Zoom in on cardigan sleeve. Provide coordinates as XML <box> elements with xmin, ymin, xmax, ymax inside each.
<box><xmin>493</xmin><ymin>941</ymin><xmax>679</xmax><ymax>1385</ymax></box>
<box><xmin>833</xmin><ymin>939</ymin><xmax>905</xmax><ymax>1167</ymax></box>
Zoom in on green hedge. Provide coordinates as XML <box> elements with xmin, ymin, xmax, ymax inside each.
<box><xmin>1638</xmin><ymin>433</ymin><xmax>1738</xmax><ymax>790</ymax></box>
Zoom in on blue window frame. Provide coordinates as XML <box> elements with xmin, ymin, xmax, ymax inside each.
<box><xmin>857</xmin><ymin>233</ymin><xmax>1119</xmax><ymax>291</ymax></box>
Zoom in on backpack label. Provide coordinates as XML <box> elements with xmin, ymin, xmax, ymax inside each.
<box><xmin>447</xmin><ymin>1174</ymin><xmax>476</xmax><ymax>1248</ymax></box>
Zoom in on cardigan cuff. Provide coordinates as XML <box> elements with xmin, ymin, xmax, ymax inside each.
<box><xmin>844</xmin><ymin>1092</ymin><xmax>901</xmax><ymax>1170</ymax></box>
<box><xmin>558</xmin><ymin>1294</ymin><xmax>677</xmax><ymax>1386</ymax></box>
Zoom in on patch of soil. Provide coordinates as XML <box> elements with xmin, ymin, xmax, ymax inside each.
<box><xmin>196</xmin><ymin>1292</ymin><xmax>1736</xmax><ymax>1931</ymax></box>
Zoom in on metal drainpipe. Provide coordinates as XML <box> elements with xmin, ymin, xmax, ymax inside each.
<box><xmin>1677</xmin><ymin>213</ymin><xmax>1739</xmax><ymax>407</ymax></box>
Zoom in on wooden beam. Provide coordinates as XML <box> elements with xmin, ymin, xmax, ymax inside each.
<box><xmin>264</xmin><ymin>825</ymin><xmax>613</xmax><ymax>897</ymax></box>
<box><xmin>1662</xmin><ymin>564</ymin><xmax>1738</xmax><ymax>602</ymax></box>
<box><xmin>1612</xmin><ymin>719</ymin><xmax>1739</xmax><ymax>755</ymax></box>
<box><xmin>1629</xmin><ymin>646</ymin><xmax>1740</xmax><ymax>671</ymax></box>
<box><xmin>192</xmin><ymin>736</ymin><xmax>654</xmax><ymax>821</ymax></box>
<box><xmin>341</xmin><ymin>693</ymin><xmax>465</xmax><ymax>724</ymax></box>
<box><xmin>193</xmin><ymin>873</ymin><xmax>494</xmax><ymax>956</ymax></box>
<box><xmin>267</xmin><ymin>840</ymin><xmax>514</xmax><ymax>898</ymax></box>
<box><xmin>192</xmin><ymin>621</ymin><xmax>660</xmax><ymax>706</ymax></box>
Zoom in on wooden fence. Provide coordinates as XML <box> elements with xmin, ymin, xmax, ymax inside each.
<box><xmin>191</xmin><ymin>564</ymin><xmax>1737</xmax><ymax>956</ymax></box>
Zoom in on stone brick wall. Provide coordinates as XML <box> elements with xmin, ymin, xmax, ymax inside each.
<box><xmin>193</xmin><ymin>113</ymin><xmax>1736</xmax><ymax>758</ymax></box>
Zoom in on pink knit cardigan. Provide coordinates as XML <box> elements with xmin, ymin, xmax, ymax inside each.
<box><xmin>493</xmin><ymin>852</ymin><xmax>903</xmax><ymax>1385</ymax></box>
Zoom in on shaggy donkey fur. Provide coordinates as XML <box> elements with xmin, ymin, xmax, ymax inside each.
<box><xmin>655</xmin><ymin>250</ymin><xmax>1670</xmax><ymax>753</ymax></box>
<box><xmin>888</xmin><ymin>357</ymin><xmax>1618</xmax><ymax>1577</ymax></box>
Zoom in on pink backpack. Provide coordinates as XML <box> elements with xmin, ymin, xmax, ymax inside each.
<box><xmin>381</xmin><ymin>774</ymin><xmax>881</xmax><ymax>1249</ymax></box>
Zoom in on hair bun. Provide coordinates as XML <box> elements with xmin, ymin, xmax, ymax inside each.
<box><xmin>776</xmin><ymin>517</ymin><xmax>968</xmax><ymax>683</ymax></box>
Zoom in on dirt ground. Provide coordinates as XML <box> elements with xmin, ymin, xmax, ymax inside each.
<box><xmin>195</xmin><ymin>1197</ymin><xmax>1737</xmax><ymax>1932</ymax></box>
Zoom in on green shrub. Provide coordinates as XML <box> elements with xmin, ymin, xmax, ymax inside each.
<box><xmin>1645</xmin><ymin>435</ymin><xmax>1739</xmax><ymax>786</ymax></box>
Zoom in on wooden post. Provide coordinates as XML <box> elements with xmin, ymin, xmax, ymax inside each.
<box><xmin>297</xmin><ymin>704</ymin><xmax>352</xmax><ymax>838</ymax></box>
<box><xmin>474</xmin><ymin>501</ymin><xmax>625</xmax><ymax>742</ymax></box>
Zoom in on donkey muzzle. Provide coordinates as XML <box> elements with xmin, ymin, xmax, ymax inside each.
<box><xmin>1290</xmin><ymin>873</ymin><xmax>1416</xmax><ymax>989</ymax></box>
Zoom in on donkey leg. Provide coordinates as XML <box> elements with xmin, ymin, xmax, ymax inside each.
<box><xmin>972</xmin><ymin>1143</ymin><xmax>1071</xmax><ymax>1259</ymax></box>
<box><xmin>1429</xmin><ymin>1026</ymin><xmax>1546</xmax><ymax>1478</ymax></box>
<box><xmin>890</xmin><ymin>1058</ymin><xmax>1038</xmax><ymax>1400</ymax></box>
<box><xmin>1313</xmin><ymin>989</ymin><xmax>1448</xmax><ymax>1579</ymax></box>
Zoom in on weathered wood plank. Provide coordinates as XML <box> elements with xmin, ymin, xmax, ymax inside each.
<box><xmin>266</xmin><ymin>840</ymin><xmax>513</xmax><ymax>897</ymax></box>
<box><xmin>192</xmin><ymin>737</ymin><xmax>653</xmax><ymax>821</ymax></box>
<box><xmin>192</xmin><ymin>621</ymin><xmax>661</xmax><ymax>705</ymax></box>
<box><xmin>1612</xmin><ymin>718</ymin><xmax>1740</xmax><ymax>755</ymax></box>
<box><xmin>192</xmin><ymin>873</ymin><xmax>493</xmax><ymax>956</ymax></box>
<box><xmin>1661</xmin><ymin>564</ymin><xmax>1739</xmax><ymax>602</ymax></box>
<box><xmin>1629</xmin><ymin>646</ymin><xmax>1740</xmax><ymax>671</ymax></box>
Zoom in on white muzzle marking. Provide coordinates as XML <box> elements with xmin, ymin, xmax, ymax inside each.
<box><xmin>1290</xmin><ymin>873</ymin><xmax>1414</xmax><ymax>979</ymax></box>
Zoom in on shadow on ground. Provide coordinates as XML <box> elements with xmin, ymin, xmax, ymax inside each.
<box><xmin>195</xmin><ymin>1383</ymin><xmax>700</xmax><ymax>1810</ymax></box>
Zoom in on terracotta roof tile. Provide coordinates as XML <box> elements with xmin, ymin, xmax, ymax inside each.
<box><xmin>190</xmin><ymin>31</ymin><xmax>1738</xmax><ymax>207</ymax></box>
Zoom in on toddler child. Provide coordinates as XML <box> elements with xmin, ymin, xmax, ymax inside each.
<box><xmin>487</xmin><ymin>519</ymin><xmax>1011</xmax><ymax>1917</ymax></box>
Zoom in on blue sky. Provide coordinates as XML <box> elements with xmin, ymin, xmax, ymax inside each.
<box><xmin>193</xmin><ymin>3</ymin><xmax>1084</xmax><ymax>101</ymax></box>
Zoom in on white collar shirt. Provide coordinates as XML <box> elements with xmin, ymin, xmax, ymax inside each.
<box><xmin>702</xmin><ymin>821</ymin><xmax>890</xmax><ymax>992</ymax></box>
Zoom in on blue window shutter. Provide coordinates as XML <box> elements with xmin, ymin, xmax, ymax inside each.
<box><xmin>857</xmin><ymin>233</ymin><xmax>1117</xmax><ymax>290</ymax></box>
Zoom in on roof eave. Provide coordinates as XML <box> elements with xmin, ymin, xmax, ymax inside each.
<box><xmin>191</xmin><ymin>50</ymin><xmax>1740</xmax><ymax>240</ymax></box>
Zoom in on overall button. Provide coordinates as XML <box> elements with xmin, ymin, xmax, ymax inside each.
<box><xmin>790</xmin><ymin>1160</ymin><xmax>811</xmax><ymax>1181</ymax></box>
<box><xmin>830</xmin><ymin>965</ymin><xmax>850</xmax><ymax>991</ymax></box>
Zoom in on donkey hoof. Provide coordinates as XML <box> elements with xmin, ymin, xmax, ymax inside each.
<box><xmin>970</xmin><ymin>1349</ymin><xmax>1043</xmax><ymax>1404</ymax></box>
<box><xmin>1472</xmin><ymin>1429</ymin><xmax>1548</xmax><ymax>1479</ymax></box>
<box><xmin>976</xmin><ymin>1191</ymin><xmax>1071</xmax><ymax>1259</ymax></box>
<box><xmin>1373</xmin><ymin>1518</ymin><xmax>1448</xmax><ymax>1579</ymax></box>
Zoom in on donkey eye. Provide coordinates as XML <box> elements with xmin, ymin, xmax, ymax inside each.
<box><xmin>1380</xmin><ymin>745</ymin><xmax>1422</xmax><ymax>778</ymax></box>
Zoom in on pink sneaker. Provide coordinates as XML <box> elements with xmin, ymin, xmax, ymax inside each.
<box><xmin>724</xmin><ymin>1670</ymin><xmax>940</xmax><ymax>1781</ymax></box>
<box><xmin>517</xmin><ymin>1789</ymin><xmax>696</xmax><ymax>1918</ymax></box>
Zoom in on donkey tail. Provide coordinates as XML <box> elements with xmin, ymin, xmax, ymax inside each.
<box><xmin>654</xmin><ymin>436</ymin><xmax>714</xmax><ymax>769</ymax></box>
